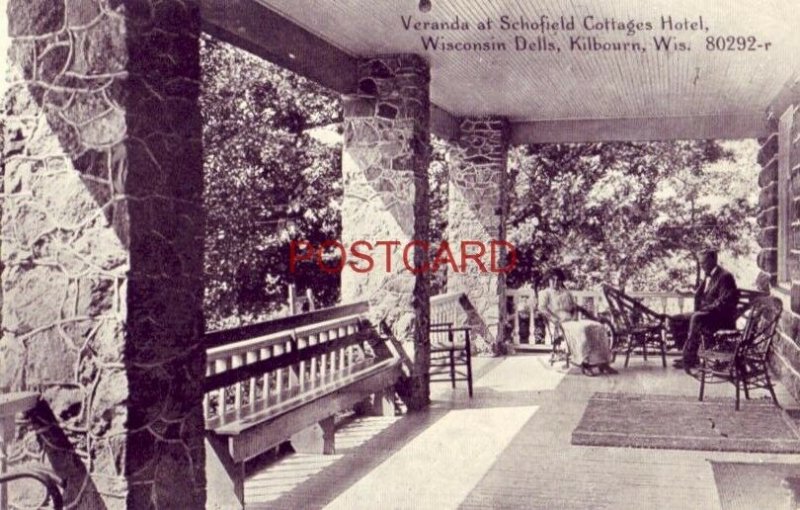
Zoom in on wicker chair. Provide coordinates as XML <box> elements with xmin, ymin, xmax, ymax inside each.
<box><xmin>602</xmin><ymin>284</ymin><xmax>668</xmax><ymax>368</ymax></box>
<box><xmin>697</xmin><ymin>295</ymin><xmax>782</xmax><ymax>410</ymax></box>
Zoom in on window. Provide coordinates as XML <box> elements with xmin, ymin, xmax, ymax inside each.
<box><xmin>778</xmin><ymin>106</ymin><xmax>794</xmax><ymax>284</ymax></box>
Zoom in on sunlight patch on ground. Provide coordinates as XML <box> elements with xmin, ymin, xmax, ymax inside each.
<box><xmin>244</xmin><ymin>453</ymin><xmax>343</xmax><ymax>504</ymax></box>
<box><xmin>323</xmin><ymin>406</ymin><xmax>538</xmax><ymax>510</ymax></box>
<box><xmin>336</xmin><ymin>416</ymin><xmax>403</xmax><ymax>453</ymax></box>
<box><xmin>475</xmin><ymin>355</ymin><xmax>567</xmax><ymax>393</ymax></box>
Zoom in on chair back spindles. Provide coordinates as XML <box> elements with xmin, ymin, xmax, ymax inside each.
<box><xmin>601</xmin><ymin>284</ymin><xmax>668</xmax><ymax>368</ymax></box>
<box><xmin>428</xmin><ymin>322</ymin><xmax>473</xmax><ymax>398</ymax></box>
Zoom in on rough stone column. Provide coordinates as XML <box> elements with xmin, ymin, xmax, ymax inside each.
<box><xmin>756</xmin><ymin>123</ymin><xmax>780</xmax><ymax>290</ymax></box>
<box><xmin>773</xmin><ymin>103</ymin><xmax>800</xmax><ymax>398</ymax></box>
<box><xmin>760</xmin><ymin>100</ymin><xmax>800</xmax><ymax>402</ymax></box>
<box><xmin>447</xmin><ymin>118</ymin><xmax>511</xmax><ymax>353</ymax></box>
<box><xmin>2</xmin><ymin>1</ymin><xmax>205</xmax><ymax>508</ymax></box>
<box><xmin>789</xmin><ymin>105</ymin><xmax>800</xmax><ymax>319</ymax></box>
<box><xmin>341</xmin><ymin>55</ymin><xmax>431</xmax><ymax>410</ymax></box>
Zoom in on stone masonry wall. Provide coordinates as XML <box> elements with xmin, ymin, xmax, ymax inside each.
<box><xmin>448</xmin><ymin>118</ymin><xmax>510</xmax><ymax>352</ymax></box>
<box><xmin>760</xmin><ymin>99</ymin><xmax>800</xmax><ymax>402</ymax></box>
<box><xmin>756</xmin><ymin>124</ymin><xmax>780</xmax><ymax>290</ymax></box>
<box><xmin>2</xmin><ymin>1</ymin><xmax>206</xmax><ymax>508</ymax></box>
<box><xmin>340</xmin><ymin>55</ymin><xmax>431</xmax><ymax>410</ymax></box>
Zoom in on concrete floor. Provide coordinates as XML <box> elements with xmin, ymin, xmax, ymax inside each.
<box><xmin>243</xmin><ymin>353</ymin><xmax>800</xmax><ymax>510</ymax></box>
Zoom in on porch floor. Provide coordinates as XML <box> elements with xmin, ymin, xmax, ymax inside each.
<box><xmin>243</xmin><ymin>354</ymin><xmax>800</xmax><ymax>509</ymax></box>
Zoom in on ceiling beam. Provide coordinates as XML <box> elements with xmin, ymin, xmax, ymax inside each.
<box><xmin>201</xmin><ymin>0</ymin><xmax>359</xmax><ymax>94</ymax></box>
<box><xmin>430</xmin><ymin>105</ymin><xmax>459</xmax><ymax>141</ymax></box>
<box><xmin>510</xmin><ymin>114</ymin><xmax>769</xmax><ymax>144</ymax></box>
<box><xmin>203</xmin><ymin>1</ymin><xmax>775</xmax><ymax>145</ymax></box>
<box><xmin>201</xmin><ymin>0</ymin><xmax>461</xmax><ymax>142</ymax></box>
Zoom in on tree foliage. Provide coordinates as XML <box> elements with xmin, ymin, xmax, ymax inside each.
<box><xmin>506</xmin><ymin>140</ymin><xmax>758</xmax><ymax>292</ymax></box>
<box><xmin>201</xmin><ymin>34</ymin><xmax>342</xmax><ymax>329</ymax></box>
<box><xmin>200</xmin><ymin>33</ymin><xmax>759</xmax><ymax>326</ymax></box>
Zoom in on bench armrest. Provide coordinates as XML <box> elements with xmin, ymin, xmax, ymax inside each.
<box><xmin>0</xmin><ymin>467</ymin><xmax>63</xmax><ymax>510</ymax></box>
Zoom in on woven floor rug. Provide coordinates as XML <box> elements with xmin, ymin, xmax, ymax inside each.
<box><xmin>571</xmin><ymin>392</ymin><xmax>800</xmax><ymax>453</ymax></box>
<box><xmin>710</xmin><ymin>461</ymin><xmax>800</xmax><ymax>510</ymax></box>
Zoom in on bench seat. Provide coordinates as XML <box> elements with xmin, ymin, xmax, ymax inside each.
<box><xmin>210</xmin><ymin>357</ymin><xmax>401</xmax><ymax>463</ymax></box>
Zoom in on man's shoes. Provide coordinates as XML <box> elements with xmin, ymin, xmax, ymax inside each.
<box><xmin>683</xmin><ymin>362</ymin><xmax>699</xmax><ymax>375</ymax></box>
<box><xmin>672</xmin><ymin>359</ymin><xmax>685</xmax><ymax>368</ymax></box>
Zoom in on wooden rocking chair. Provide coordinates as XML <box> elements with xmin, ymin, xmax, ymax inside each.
<box><xmin>602</xmin><ymin>284</ymin><xmax>668</xmax><ymax>368</ymax></box>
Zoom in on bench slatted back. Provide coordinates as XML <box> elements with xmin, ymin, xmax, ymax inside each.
<box><xmin>203</xmin><ymin>302</ymin><xmax>384</xmax><ymax>430</ymax></box>
<box><xmin>204</xmin><ymin>301</ymin><xmax>369</xmax><ymax>349</ymax></box>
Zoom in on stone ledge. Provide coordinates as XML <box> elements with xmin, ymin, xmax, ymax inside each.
<box><xmin>772</xmin><ymin>332</ymin><xmax>800</xmax><ymax>403</ymax></box>
<box><xmin>758</xmin><ymin>132</ymin><xmax>779</xmax><ymax>166</ymax></box>
<box><xmin>759</xmin><ymin>181</ymin><xmax>779</xmax><ymax>209</ymax></box>
<box><xmin>758</xmin><ymin>227</ymin><xmax>778</xmax><ymax>249</ymax></box>
<box><xmin>793</xmin><ymin>283</ymin><xmax>800</xmax><ymax>314</ymax></box>
<box><xmin>757</xmin><ymin>271</ymin><xmax>776</xmax><ymax>290</ymax></box>
<box><xmin>758</xmin><ymin>249</ymin><xmax>778</xmax><ymax>273</ymax></box>
<box><xmin>758</xmin><ymin>208</ymin><xmax>779</xmax><ymax>228</ymax></box>
<box><xmin>759</xmin><ymin>159</ymin><xmax>779</xmax><ymax>188</ymax></box>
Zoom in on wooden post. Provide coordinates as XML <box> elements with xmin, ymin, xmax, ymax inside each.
<box><xmin>291</xmin><ymin>416</ymin><xmax>336</xmax><ymax>455</ymax></box>
<box><xmin>288</xmin><ymin>284</ymin><xmax>297</xmax><ymax>315</ymax></box>
<box><xmin>369</xmin><ymin>389</ymin><xmax>396</xmax><ymax>417</ymax></box>
<box><xmin>320</xmin><ymin>416</ymin><xmax>336</xmax><ymax>455</ymax></box>
<box><xmin>305</xmin><ymin>288</ymin><xmax>316</xmax><ymax>311</ymax></box>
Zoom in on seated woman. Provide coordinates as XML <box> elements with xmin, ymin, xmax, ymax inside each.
<box><xmin>539</xmin><ymin>268</ymin><xmax>617</xmax><ymax>376</ymax></box>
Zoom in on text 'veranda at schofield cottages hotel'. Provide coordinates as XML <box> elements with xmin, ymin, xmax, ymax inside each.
<box><xmin>400</xmin><ymin>13</ymin><xmax>774</xmax><ymax>54</ymax></box>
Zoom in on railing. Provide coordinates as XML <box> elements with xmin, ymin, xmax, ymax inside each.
<box><xmin>430</xmin><ymin>293</ymin><xmax>467</xmax><ymax>329</ymax></box>
<box><xmin>203</xmin><ymin>302</ymin><xmax>371</xmax><ymax>430</ymax></box>
<box><xmin>506</xmin><ymin>288</ymin><xmax>693</xmax><ymax>347</ymax></box>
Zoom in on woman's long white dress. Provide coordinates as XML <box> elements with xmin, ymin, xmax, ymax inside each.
<box><xmin>540</xmin><ymin>287</ymin><xmax>612</xmax><ymax>366</ymax></box>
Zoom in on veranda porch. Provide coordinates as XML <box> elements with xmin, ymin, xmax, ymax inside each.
<box><xmin>239</xmin><ymin>352</ymin><xmax>800</xmax><ymax>510</ymax></box>
<box><xmin>1</xmin><ymin>0</ymin><xmax>798</xmax><ymax>508</ymax></box>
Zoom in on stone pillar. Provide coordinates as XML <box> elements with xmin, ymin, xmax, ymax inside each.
<box><xmin>788</xmin><ymin>105</ymin><xmax>800</xmax><ymax>321</ymax></box>
<box><xmin>756</xmin><ymin>124</ymin><xmax>780</xmax><ymax>290</ymax></box>
<box><xmin>760</xmin><ymin>100</ymin><xmax>800</xmax><ymax>402</ymax></box>
<box><xmin>341</xmin><ymin>56</ymin><xmax>431</xmax><ymax>410</ymax></box>
<box><xmin>2</xmin><ymin>1</ymin><xmax>205</xmax><ymax>508</ymax></box>
<box><xmin>447</xmin><ymin>118</ymin><xmax>511</xmax><ymax>353</ymax></box>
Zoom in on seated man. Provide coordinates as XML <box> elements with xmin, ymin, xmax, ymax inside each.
<box><xmin>668</xmin><ymin>249</ymin><xmax>739</xmax><ymax>373</ymax></box>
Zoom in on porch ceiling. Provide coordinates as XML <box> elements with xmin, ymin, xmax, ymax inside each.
<box><xmin>203</xmin><ymin>0</ymin><xmax>800</xmax><ymax>142</ymax></box>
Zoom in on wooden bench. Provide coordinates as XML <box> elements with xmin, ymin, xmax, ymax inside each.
<box><xmin>203</xmin><ymin>302</ymin><xmax>402</xmax><ymax>508</ymax></box>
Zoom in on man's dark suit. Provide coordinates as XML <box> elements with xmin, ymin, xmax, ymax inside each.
<box><xmin>669</xmin><ymin>265</ymin><xmax>739</xmax><ymax>367</ymax></box>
